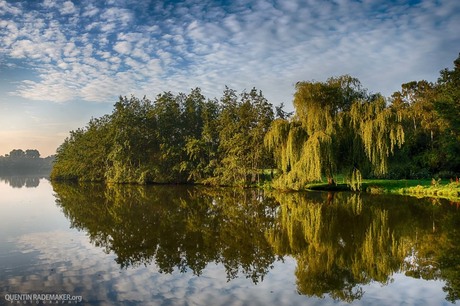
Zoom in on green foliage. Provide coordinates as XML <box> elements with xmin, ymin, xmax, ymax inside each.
<box><xmin>350</xmin><ymin>94</ymin><xmax>405</xmax><ymax>176</ymax></box>
<box><xmin>400</xmin><ymin>181</ymin><xmax>460</xmax><ymax>200</ymax></box>
<box><xmin>434</xmin><ymin>54</ymin><xmax>460</xmax><ymax>174</ymax></box>
<box><xmin>215</xmin><ymin>87</ymin><xmax>274</xmax><ymax>186</ymax></box>
<box><xmin>347</xmin><ymin>168</ymin><xmax>362</xmax><ymax>191</ymax></box>
<box><xmin>388</xmin><ymin>54</ymin><xmax>460</xmax><ymax>178</ymax></box>
<box><xmin>105</xmin><ymin>96</ymin><xmax>156</xmax><ymax>183</ymax></box>
<box><xmin>52</xmin><ymin>87</ymin><xmax>274</xmax><ymax>186</ymax></box>
<box><xmin>51</xmin><ymin>115</ymin><xmax>112</xmax><ymax>181</ymax></box>
<box><xmin>266</xmin><ymin>75</ymin><xmax>404</xmax><ymax>190</ymax></box>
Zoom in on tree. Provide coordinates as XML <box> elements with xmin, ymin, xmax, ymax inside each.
<box><xmin>388</xmin><ymin>80</ymin><xmax>444</xmax><ymax>178</ymax></box>
<box><xmin>105</xmin><ymin>95</ymin><xmax>157</xmax><ymax>183</ymax></box>
<box><xmin>387</xmin><ymin>53</ymin><xmax>460</xmax><ymax>178</ymax></box>
<box><xmin>9</xmin><ymin>149</ymin><xmax>25</xmax><ymax>158</ymax></box>
<box><xmin>215</xmin><ymin>87</ymin><xmax>274</xmax><ymax>186</ymax></box>
<box><xmin>51</xmin><ymin>115</ymin><xmax>112</xmax><ymax>181</ymax></box>
<box><xmin>51</xmin><ymin>88</ymin><xmax>222</xmax><ymax>184</ymax></box>
<box><xmin>433</xmin><ymin>53</ymin><xmax>460</xmax><ymax>174</ymax></box>
<box><xmin>183</xmin><ymin>96</ymin><xmax>220</xmax><ymax>182</ymax></box>
<box><xmin>0</xmin><ymin>149</ymin><xmax>51</xmax><ymax>174</ymax></box>
<box><xmin>266</xmin><ymin>76</ymin><xmax>404</xmax><ymax>190</ymax></box>
<box><xmin>275</xmin><ymin>102</ymin><xmax>293</xmax><ymax>120</ymax></box>
<box><xmin>152</xmin><ymin>91</ymin><xmax>188</xmax><ymax>183</ymax></box>
<box><xmin>436</xmin><ymin>54</ymin><xmax>460</xmax><ymax>131</ymax></box>
<box><xmin>25</xmin><ymin>149</ymin><xmax>40</xmax><ymax>158</ymax></box>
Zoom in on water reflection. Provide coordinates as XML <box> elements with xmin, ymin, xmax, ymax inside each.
<box><xmin>52</xmin><ymin>183</ymin><xmax>460</xmax><ymax>303</ymax></box>
<box><xmin>0</xmin><ymin>175</ymin><xmax>47</xmax><ymax>188</ymax></box>
<box><xmin>52</xmin><ymin>183</ymin><xmax>278</xmax><ymax>284</ymax></box>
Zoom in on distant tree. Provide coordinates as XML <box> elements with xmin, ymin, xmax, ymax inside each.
<box><xmin>25</xmin><ymin>149</ymin><xmax>40</xmax><ymax>158</ymax></box>
<box><xmin>0</xmin><ymin>149</ymin><xmax>52</xmax><ymax>174</ymax></box>
<box><xmin>9</xmin><ymin>149</ymin><xmax>25</xmax><ymax>158</ymax></box>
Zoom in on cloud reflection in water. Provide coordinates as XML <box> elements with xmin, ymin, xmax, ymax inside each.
<box><xmin>9</xmin><ymin>230</ymin><xmax>306</xmax><ymax>306</ymax></box>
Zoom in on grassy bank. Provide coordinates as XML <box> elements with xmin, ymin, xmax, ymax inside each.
<box><xmin>398</xmin><ymin>181</ymin><xmax>460</xmax><ymax>200</ymax></box>
<box><xmin>305</xmin><ymin>178</ymin><xmax>460</xmax><ymax>201</ymax></box>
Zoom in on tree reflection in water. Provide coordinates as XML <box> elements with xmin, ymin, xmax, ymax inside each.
<box><xmin>52</xmin><ymin>182</ymin><xmax>460</xmax><ymax>302</ymax></box>
<box><xmin>0</xmin><ymin>176</ymin><xmax>44</xmax><ymax>188</ymax></box>
<box><xmin>53</xmin><ymin>183</ymin><xmax>278</xmax><ymax>284</ymax></box>
<box><xmin>267</xmin><ymin>192</ymin><xmax>405</xmax><ymax>302</ymax></box>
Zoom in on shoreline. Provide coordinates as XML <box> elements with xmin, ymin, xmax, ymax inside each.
<box><xmin>50</xmin><ymin>176</ymin><xmax>460</xmax><ymax>202</ymax></box>
<box><xmin>303</xmin><ymin>179</ymin><xmax>460</xmax><ymax>202</ymax></box>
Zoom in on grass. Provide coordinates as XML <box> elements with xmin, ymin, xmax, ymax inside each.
<box><xmin>304</xmin><ymin>177</ymin><xmax>460</xmax><ymax>201</ymax></box>
<box><xmin>260</xmin><ymin>169</ymin><xmax>460</xmax><ymax>201</ymax></box>
<box><xmin>362</xmin><ymin>179</ymin><xmax>460</xmax><ymax>200</ymax></box>
<box><xmin>361</xmin><ymin>179</ymin><xmax>432</xmax><ymax>193</ymax></box>
<box><xmin>398</xmin><ymin>181</ymin><xmax>460</xmax><ymax>200</ymax></box>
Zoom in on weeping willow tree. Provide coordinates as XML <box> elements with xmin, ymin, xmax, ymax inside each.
<box><xmin>265</xmin><ymin>75</ymin><xmax>405</xmax><ymax>190</ymax></box>
<box><xmin>350</xmin><ymin>95</ymin><xmax>405</xmax><ymax>176</ymax></box>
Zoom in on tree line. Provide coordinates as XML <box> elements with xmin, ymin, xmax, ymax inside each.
<box><xmin>51</xmin><ymin>53</ymin><xmax>460</xmax><ymax>188</ymax></box>
<box><xmin>0</xmin><ymin>149</ymin><xmax>54</xmax><ymax>174</ymax></box>
<box><xmin>52</xmin><ymin>87</ymin><xmax>274</xmax><ymax>185</ymax></box>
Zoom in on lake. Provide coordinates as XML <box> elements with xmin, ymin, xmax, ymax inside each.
<box><xmin>0</xmin><ymin>176</ymin><xmax>459</xmax><ymax>305</ymax></box>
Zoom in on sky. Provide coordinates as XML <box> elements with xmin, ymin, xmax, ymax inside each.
<box><xmin>0</xmin><ymin>0</ymin><xmax>459</xmax><ymax>157</ymax></box>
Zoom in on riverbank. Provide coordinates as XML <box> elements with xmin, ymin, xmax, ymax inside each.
<box><xmin>305</xmin><ymin>179</ymin><xmax>460</xmax><ymax>201</ymax></box>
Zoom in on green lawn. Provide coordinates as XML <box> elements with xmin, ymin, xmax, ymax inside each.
<box><xmin>361</xmin><ymin>179</ymin><xmax>432</xmax><ymax>193</ymax></box>
<box><xmin>305</xmin><ymin>178</ymin><xmax>460</xmax><ymax>201</ymax></box>
<box><xmin>260</xmin><ymin>169</ymin><xmax>460</xmax><ymax>201</ymax></box>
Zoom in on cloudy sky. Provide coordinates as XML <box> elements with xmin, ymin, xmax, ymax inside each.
<box><xmin>0</xmin><ymin>0</ymin><xmax>459</xmax><ymax>156</ymax></box>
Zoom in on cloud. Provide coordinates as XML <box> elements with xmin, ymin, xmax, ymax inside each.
<box><xmin>0</xmin><ymin>20</ymin><xmax>19</xmax><ymax>48</ymax></box>
<box><xmin>0</xmin><ymin>0</ymin><xmax>22</xmax><ymax>15</ymax></box>
<box><xmin>8</xmin><ymin>228</ymin><xmax>305</xmax><ymax>306</ymax></box>
<box><xmin>42</xmin><ymin>0</ymin><xmax>56</xmax><ymax>9</ymax></box>
<box><xmin>101</xmin><ymin>7</ymin><xmax>133</xmax><ymax>27</ymax></box>
<box><xmin>113</xmin><ymin>40</ymin><xmax>131</xmax><ymax>55</ymax></box>
<box><xmin>15</xmin><ymin>78</ymin><xmax>77</xmax><ymax>103</ymax></box>
<box><xmin>60</xmin><ymin>1</ymin><xmax>77</xmax><ymax>15</ymax></box>
<box><xmin>9</xmin><ymin>39</ymin><xmax>35</xmax><ymax>59</ymax></box>
<box><xmin>82</xmin><ymin>4</ymin><xmax>99</xmax><ymax>17</ymax></box>
<box><xmin>0</xmin><ymin>0</ymin><xmax>458</xmax><ymax>107</ymax></box>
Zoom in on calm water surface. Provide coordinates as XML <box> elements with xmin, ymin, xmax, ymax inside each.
<box><xmin>0</xmin><ymin>176</ymin><xmax>459</xmax><ymax>305</ymax></box>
